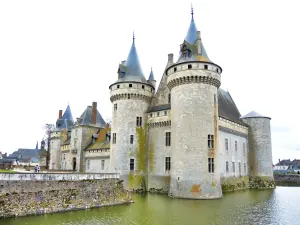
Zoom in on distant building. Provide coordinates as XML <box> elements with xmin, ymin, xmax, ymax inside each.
<box><xmin>274</xmin><ymin>159</ymin><xmax>300</xmax><ymax>174</ymax></box>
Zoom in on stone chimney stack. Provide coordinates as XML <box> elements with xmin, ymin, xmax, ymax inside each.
<box><xmin>278</xmin><ymin>159</ymin><xmax>280</xmax><ymax>163</ymax></box>
<box><xmin>92</xmin><ymin>102</ymin><xmax>97</xmax><ymax>124</ymax></box>
<box><xmin>59</xmin><ymin>110</ymin><xmax>63</xmax><ymax>119</ymax></box>
<box><xmin>168</xmin><ymin>53</ymin><xmax>174</xmax><ymax>63</ymax></box>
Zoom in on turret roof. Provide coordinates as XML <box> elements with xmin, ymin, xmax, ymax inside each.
<box><xmin>240</xmin><ymin>111</ymin><xmax>271</xmax><ymax>119</ymax></box>
<box><xmin>113</xmin><ymin>34</ymin><xmax>147</xmax><ymax>84</ymax></box>
<box><xmin>148</xmin><ymin>68</ymin><xmax>155</xmax><ymax>81</ymax></box>
<box><xmin>56</xmin><ymin>105</ymin><xmax>74</xmax><ymax>130</ymax></box>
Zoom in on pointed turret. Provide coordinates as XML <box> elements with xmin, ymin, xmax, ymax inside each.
<box><xmin>176</xmin><ymin>7</ymin><xmax>213</xmax><ymax>64</ymax></box>
<box><xmin>113</xmin><ymin>33</ymin><xmax>147</xmax><ymax>84</ymax></box>
<box><xmin>147</xmin><ymin>67</ymin><xmax>156</xmax><ymax>89</ymax></box>
<box><xmin>55</xmin><ymin>104</ymin><xmax>74</xmax><ymax>130</ymax></box>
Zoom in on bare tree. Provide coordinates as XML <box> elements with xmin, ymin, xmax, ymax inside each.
<box><xmin>42</xmin><ymin>124</ymin><xmax>55</xmax><ymax>170</ymax></box>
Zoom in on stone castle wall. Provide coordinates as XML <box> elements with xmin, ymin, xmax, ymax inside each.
<box><xmin>0</xmin><ymin>173</ymin><xmax>131</xmax><ymax>218</ymax></box>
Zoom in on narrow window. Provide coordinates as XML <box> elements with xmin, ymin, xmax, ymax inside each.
<box><xmin>235</xmin><ymin>141</ymin><xmax>238</xmax><ymax>153</ymax></box>
<box><xmin>150</xmin><ymin>113</ymin><xmax>152</xmax><ymax>117</ymax></box>
<box><xmin>112</xmin><ymin>133</ymin><xmax>116</xmax><ymax>144</ymax></box>
<box><xmin>130</xmin><ymin>159</ymin><xmax>134</xmax><ymax>171</ymax></box>
<box><xmin>225</xmin><ymin>138</ymin><xmax>229</xmax><ymax>153</ymax></box>
<box><xmin>214</xmin><ymin>94</ymin><xmax>216</xmax><ymax>104</ymax></box>
<box><xmin>188</xmin><ymin>64</ymin><xmax>192</xmax><ymax>69</ymax></box>
<box><xmin>87</xmin><ymin>160</ymin><xmax>90</xmax><ymax>170</ymax></box>
<box><xmin>164</xmin><ymin>111</ymin><xmax>167</xmax><ymax>116</ymax></box>
<box><xmin>157</xmin><ymin>112</ymin><xmax>159</xmax><ymax>116</ymax></box>
<box><xmin>174</xmin><ymin>67</ymin><xmax>177</xmax><ymax>72</ymax></box>
<box><xmin>136</xmin><ymin>117</ymin><xmax>142</xmax><ymax>127</ymax></box>
<box><xmin>239</xmin><ymin>162</ymin><xmax>241</xmax><ymax>176</ymax></box>
<box><xmin>117</xmin><ymin>85</ymin><xmax>120</xmax><ymax>88</ymax></box>
<box><xmin>165</xmin><ymin>157</ymin><xmax>171</xmax><ymax>171</ymax></box>
<box><xmin>166</xmin><ymin>132</ymin><xmax>171</xmax><ymax>146</ymax></box>
<box><xmin>208</xmin><ymin>158</ymin><xmax>214</xmax><ymax>173</ymax></box>
<box><xmin>130</xmin><ymin>135</ymin><xmax>134</xmax><ymax>144</ymax></box>
<box><xmin>208</xmin><ymin>135</ymin><xmax>214</xmax><ymax>149</ymax></box>
<box><xmin>114</xmin><ymin>103</ymin><xmax>117</xmax><ymax>111</ymax></box>
<box><xmin>128</xmin><ymin>95</ymin><xmax>130</xmax><ymax>99</ymax></box>
<box><xmin>129</xmin><ymin>84</ymin><xmax>132</xmax><ymax>88</ymax></box>
<box><xmin>204</xmin><ymin>65</ymin><xmax>208</xmax><ymax>70</ymax></box>
<box><xmin>232</xmin><ymin>162</ymin><xmax>235</xmax><ymax>173</ymax></box>
<box><xmin>226</xmin><ymin>161</ymin><xmax>229</xmax><ymax>173</ymax></box>
<box><xmin>168</xmin><ymin>93</ymin><xmax>171</xmax><ymax>104</ymax></box>
<box><xmin>243</xmin><ymin>143</ymin><xmax>246</xmax><ymax>156</ymax></box>
<box><xmin>216</xmin><ymin>68</ymin><xmax>219</xmax><ymax>73</ymax></box>
<box><xmin>142</xmin><ymin>85</ymin><xmax>145</xmax><ymax>89</ymax></box>
<box><xmin>244</xmin><ymin>163</ymin><xmax>246</xmax><ymax>175</ymax></box>
<box><xmin>101</xmin><ymin>160</ymin><xmax>105</xmax><ymax>170</ymax></box>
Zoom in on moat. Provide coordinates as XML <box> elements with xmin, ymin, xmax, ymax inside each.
<box><xmin>3</xmin><ymin>186</ymin><xmax>299</xmax><ymax>225</ymax></box>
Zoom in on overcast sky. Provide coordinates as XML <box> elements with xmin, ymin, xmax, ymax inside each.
<box><xmin>0</xmin><ymin>0</ymin><xmax>299</xmax><ymax>163</ymax></box>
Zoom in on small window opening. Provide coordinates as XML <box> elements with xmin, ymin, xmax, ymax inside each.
<box><xmin>130</xmin><ymin>135</ymin><xmax>134</xmax><ymax>144</ymax></box>
<box><xmin>117</xmin><ymin>85</ymin><xmax>120</xmax><ymax>88</ymax></box>
<box><xmin>142</xmin><ymin>85</ymin><xmax>145</xmax><ymax>89</ymax></box>
<box><xmin>188</xmin><ymin>64</ymin><xmax>192</xmax><ymax>69</ymax></box>
<box><xmin>204</xmin><ymin>65</ymin><xmax>208</xmax><ymax>70</ymax></box>
<box><xmin>130</xmin><ymin>159</ymin><xmax>134</xmax><ymax>171</ymax></box>
<box><xmin>174</xmin><ymin>67</ymin><xmax>177</xmax><ymax>72</ymax></box>
<box><xmin>129</xmin><ymin>84</ymin><xmax>132</xmax><ymax>88</ymax></box>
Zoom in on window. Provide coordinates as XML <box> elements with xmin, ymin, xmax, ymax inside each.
<box><xmin>142</xmin><ymin>85</ymin><xmax>144</xmax><ymax>89</ymax></box>
<box><xmin>174</xmin><ymin>67</ymin><xmax>177</xmax><ymax>72</ymax></box>
<box><xmin>208</xmin><ymin>158</ymin><xmax>214</xmax><ymax>173</ymax></box>
<box><xmin>226</xmin><ymin>161</ymin><xmax>229</xmax><ymax>173</ymax></box>
<box><xmin>243</xmin><ymin>143</ymin><xmax>246</xmax><ymax>156</ymax></box>
<box><xmin>150</xmin><ymin>113</ymin><xmax>152</xmax><ymax>117</ymax></box>
<box><xmin>117</xmin><ymin>85</ymin><xmax>120</xmax><ymax>88</ymax></box>
<box><xmin>112</xmin><ymin>133</ymin><xmax>116</xmax><ymax>144</ymax></box>
<box><xmin>244</xmin><ymin>163</ymin><xmax>246</xmax><ymax>175</ymax></box>
<box><xmin>239</xmin><ymin>162</ymin><xmax>241</xmax><ymax>176</ymax></box>
<box><xmin>204</xmin><ymin>65</ymin><xmax>208</xmax><ymax>70</ymax></box>
<box><xmin>75</xmin><ymin>130</ymin><xmax>77</xmax><ymax>137</ymax></box>
<box><xmin>235</xmin><ymin>141</ymin><xmax>238</xmax><ymax>152</ymax></box>
<box><xmin>168</xmin><ymin>93</ymin><xmax>171</xmax><ymax>104</ymax></box>
<box><xmin>128</xmin><ymin>95</ymin><xmax>130</xmax><ymax>99</ymax></box>
<box><xmin>208</xmin><ymin>135</ymin><xmax>214</xmax><ymax>149</ymax></box>
<box><xmin>87</xmin><ymin>160</ymin><xmax>90</xmax><ymax>170</ymax></box>
<box><xmin>216</xmin><ymin>68</ymin><xmax>219</xmax><ymax>73</ymax></box>
<box><xmin>130</xmin><ymin>135</ymin><xmax>134</xmax><ymax>144</ymax></box>
<box><xmin>232</xmin><ymin>162</ymin><xmax>235</xmax><ymax>173</ymax></box>
<box><xmin>164</xmin><ymin>111</ymin><xmax>167</xmax><ymax>116</ymax></box>
<box><xmin>188</xmin><ymin>64</ymin><xmax>192</xmax><ymax>69</ymax></box>
<box><xmin>129</xmin><ymin>84</ymin><xmax>132</xmax><ymax>88</ymax></box>
<box><xmin>114</xmin><ymin>103</ymin><xmax>117</xmax><ymax>111</ymax></box>
<box><xmin>101</xmin><ymin>160</ymin><xmax>105</xmax><ymax>170</ymax></box>
<box><xmin>214</xmin><ymin>94</ymin><xmax>216</xmax><ymax>104</ymax></box>
<box><xmin>225</xmin><ymin>138</ymin><xmax>229</xmax><ymax>153</ymax></box>
<box><xmin>136</xmin><ymin>117</ymin><xmax>142</xmax><ymax>127</ymax></box>
<box><xmin>130</xmin><ymin>159</ymin><xmax>134</xmax><ymax>171</ymax></box>
<box><xmin>166</xmin><ymin>132</ymin><xmax>171</xmax><ymax>146</ymax></box>
<box><xmin>63</xmin><ymin>154</ymin><xmax>65</xmax><ymax>160</ymax></box>
<box><xmin>165</xmin><ymin>157</ymin><xmax>171</xmax><ymax>171</ymax></box>
<box><xmin>157</xmin><ymin>112</ymin><xmax>159</xmax><ymax>116</ymax></box>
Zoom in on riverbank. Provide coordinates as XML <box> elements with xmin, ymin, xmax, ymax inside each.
<box><xmin>274</xmin><ymin>174</ymin><xmax>300</xmax><ymax>186</ymax></box>
<box><xmin>0</xmin><ymin>173</ymin><xmax>132</xmax><ymax>218</ymax></box>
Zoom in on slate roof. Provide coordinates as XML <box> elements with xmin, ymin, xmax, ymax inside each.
<box><xmin>56</xmin><ymin>105</ymin><xmax>74</xmax><ymax>130</ymax></box>
<box><xmin>240</xmin><ymin>111</ymin><xmax>271</xmax><ymax>120</ymax></box>
<box><xmin>8</xmin><ymin>148</ymin><xmax>41</xmax><ymax>163</ymax></box>
<box><xmin>148</xmin><ymin>89</ymin><xmax>245</xmax><ymax>126</ymax></box>
<box><xmin>111</xmin><ymin>35</ymin><xmax>147</xmax><ymax>85</ymax></box>
<box><xmin>78</xmin><ymin>106</ymin><xmax>106</xmax><ymax>128</ymax></box>
<box><xmin>148</xmin><ymin>68</ymin><xmax>155</xmax><ymax>81</ymax></box>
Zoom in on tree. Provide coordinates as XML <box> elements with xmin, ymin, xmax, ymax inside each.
<box><xmin>42</xmin><ymin>124</ymin><xmax>55</xmax><ymax>170</ymax></box>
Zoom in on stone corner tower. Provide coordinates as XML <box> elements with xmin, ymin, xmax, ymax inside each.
<box><xmin>166</xmin><ymin>8</ymin><xmax>223</xmax><ymax>199</ymax></box>
<box><xmin>109</xmin><ymin>34</ymin><xmax>154</xmax><ymax>190</ymax></box>
<box><xmin>241</xmin><ymin>111</ymin><xmax>275</xmax><ymax>188</ymax></box>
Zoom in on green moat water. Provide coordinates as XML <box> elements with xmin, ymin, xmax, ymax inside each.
<box><xmin>3</xmin><ymin>186</ymin><xmax>300</xmax><ymax>225</ymax></box>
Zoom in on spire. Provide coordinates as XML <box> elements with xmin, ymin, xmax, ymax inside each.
<box><xmin>133</xmin><ymin>31</ymin><xmax>135</xmax><ymax>43</ymax></box>
<box><xmin>148</xmin><ymin>67</ymin><xmax>155</xmax><ymax>80</ymax></box>
<box><xmin>191</xmin><ymin>3</ymin><xmax>194</xmax><ymax>20</ymax></box>
<box><xmin>185</xmin><ymin>7</ymin><xmax>198</xmax><ymax>44</ymax></box>
<box><xmin>35</xmin><ymin>141</ymin><xmax>38</xmax><ymax>149</ymax></box>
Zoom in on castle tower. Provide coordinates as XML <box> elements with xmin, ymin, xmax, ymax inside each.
<box><xmin>147</xmin><ymin>68</ymin><xmax>156</xmax><ymax>90</ymax></box>
<box><xmin>241</xmin><ymin>111</ymin><xmax>275</xmax><ymax>188</ymax></box>
<box><xmin>166</xmin><ymin>8</ymin><xmax>223</xmax><ymax>199</ymax></box>
<box><xmin>109</xmin><ymin>34</ymin><xmax>154</xmax><ymax>190</ymax></box>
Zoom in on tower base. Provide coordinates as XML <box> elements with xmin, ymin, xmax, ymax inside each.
<box><xmin>249</xmin><ymin>176</ymin><xmax>276</xmax><ymax>189</ymax></box>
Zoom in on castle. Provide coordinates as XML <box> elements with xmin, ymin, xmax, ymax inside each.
<box><xmin>49</xmin><ymin>8</ymin><xmax>275</xmax><ymax>199</ymax></box>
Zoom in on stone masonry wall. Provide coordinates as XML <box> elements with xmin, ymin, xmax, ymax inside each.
<box><xmin>0</xmin><ymin>173</ymin><xmax>131</xmax><ymax>218</ymax></box>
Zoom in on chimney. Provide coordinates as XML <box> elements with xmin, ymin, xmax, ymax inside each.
<box><xmin>168</xmin><ymin>53</ymin><xmax>174</xmax><ymax>63</ymax></box>
<box><xmin>92</xmin><ymin>102</ymin><xmax>97</xmax><ymax>124</ymax></box>
<box><xmin>59</xmin><ymin>110</ymin><xmax>63</xmax><ymax>119</ymax></box>
<box><xmin>197</xmin><ymin>31</ymin><xmax>201</xmax><ymax>39</ymax></box>
<box><xmin>279</xmin><ymin>159</ymin><xmax>280</xmax><ymax>163</ymax></box>
<box><xmin>106</xmin><ymin>123</ymin><xmax>110</xmax><ymax>128</ymax></box>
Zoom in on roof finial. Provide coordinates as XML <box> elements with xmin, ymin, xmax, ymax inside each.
<box><xmin>191</xmin><ymin>3</ymin><xmax>194</xmax><ymax>20</ymax></box>
<box><xmin>133</xmin><ymin>31</ymin><xmax>135</xmax><ymax>43</ymax></box>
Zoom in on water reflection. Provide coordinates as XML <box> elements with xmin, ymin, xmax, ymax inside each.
<box><xmin>4</xmin><ymin>187</ymin><xmax>300</xmax><ymax>225</ymax></box>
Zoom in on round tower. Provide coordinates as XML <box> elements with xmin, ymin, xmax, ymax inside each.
<box><xmin>109</xmin><ymin>34</ymin><xmax>154</xmax><ymax>190</ymax></box>
<box><xmin>241</xmin><ymin>111</ymin><xmax>275</xmax><ymax>188</ymax></box>
<box><xmin>166</xmin><ymin>9</ymin><xmax>223</xmax><ymax>199</ymax></box>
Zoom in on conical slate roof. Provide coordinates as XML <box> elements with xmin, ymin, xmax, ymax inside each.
<box><xmin>113</xmin><ymin>34</ymin><xmax>147</xmax><ymax>84</ymax></box>
<box><xmin>241</xmin><ymin>111</ymin><xmax>271</xmax><ymax>119</ymax></box>
<box><xmin>176</xmin><ymin>8</ymin><xmax>212</xmax><ymax>64</ymax></box>
<box><xmin>148</xmin><ymin>68</ymin><xmax>155</xmax><ymax>80</ymax></box>
<box><xmin>56</xmin><ymin>105</ymin><xmax>74</xmax><ymax>130</ymax></box>
<box><xmin>78</xmin><ymin>106</ymin><xmax>106</xmax><ymax>128</ymax></box>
